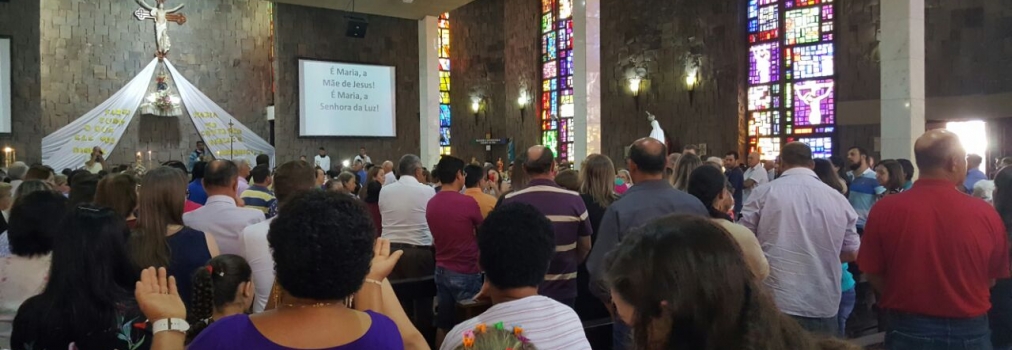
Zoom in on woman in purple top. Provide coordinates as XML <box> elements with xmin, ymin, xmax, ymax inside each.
<box><xmin>187</xmin><ymin>191</ymin><xmax>410</xmax><ymax>350</ymax></box>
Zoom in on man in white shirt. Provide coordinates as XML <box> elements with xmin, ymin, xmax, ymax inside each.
<box><xmin>238</xmin><ymin>160</ymin><xmax>318</xmax><ymax>312</ymax></box>
<box><xmin>234</xmin><ymin>159</ymin><xmax>251</xmax><ymax>196</ymax></box>
<box><xmin>382</xmin><ymin>160</ymin><xmax>397</xmax><ymax>186</ymax></box>
<box><xmin>313</xmin><ymin>147</ymin><xmax>331</xmax><ymax>173</ymax></box>
<box><xmin>183</xmin><ymin>160</ymin><xmax>265</xmax><ymax>255</ymax></box>
<box><xmin>354</xmin><ymin>146</ymin><xmax>372</xmax><ymax>165</ymax></box>
<box><xmin>379</xmin><ymin>154</ymin><xmax>437</xmax><ymax>327</ymax></box>
<box><xmin>742</xmin><ymin>151</ymin><xmax>769</xmax><ymax>204</ymax></box>
<box><xmin>739</xmin><ymin>142</ymin><xmax>860</xmax><ymax>335</ymax></box>
<box><xmin>441</xmin><ymin>202</ymin><xmax>591</xmax><ymax>350</ymax></box>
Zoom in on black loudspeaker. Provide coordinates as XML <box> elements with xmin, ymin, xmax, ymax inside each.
<box><xmin>346</xmin><ymin>16</ymin><xmax>369</xmax><ymax>38</ymax></box>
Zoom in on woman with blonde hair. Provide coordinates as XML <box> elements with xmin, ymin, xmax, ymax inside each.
<box><xmin>670</xmin><ymin>152</ymin><xmax>702</xmax><ymax>191</ymax></box>
<box><xmin>576</xmin><ymin>154</ymin><xmax>619</xmax><ymax>320</ymax></box>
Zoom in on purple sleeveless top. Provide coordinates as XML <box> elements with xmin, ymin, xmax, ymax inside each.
<box><xmin>187</xmin><ymin>311</ymin><xmax>403</xmax><ymax>350</ymax></box>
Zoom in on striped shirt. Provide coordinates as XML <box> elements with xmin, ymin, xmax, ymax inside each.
<box><xmin>439</xmin><ymin>296</ymin><xmax>591</xmax><ymax>350</ymax></box>
<box><xmin>847</xmin><ymin>168</ymin><xmax>878</xmax><ymax>228</ymax></box>
<box><xmin>240</xmin><ymin>185</ymin><xmax>277</xmax><ymax>219</ymax></box>
<box><xmin>502</xmin><ymin>179</ymin><xmax>592</xmax><ymax>301</ymax></box>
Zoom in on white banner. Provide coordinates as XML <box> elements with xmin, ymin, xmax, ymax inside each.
<box><xmin>164</xmin><ymin>60</ymin><xmax>275</xmax><ymax>166</ymax></box>
<box><xmin>43</xmin><ymin>58</ymin><xmax>275</xmax><ymax>170</ymax></box>
<box><xmin>42</xmin><ymin>59</ymin><xmax>158</xmax><ymax>171</ymax></box>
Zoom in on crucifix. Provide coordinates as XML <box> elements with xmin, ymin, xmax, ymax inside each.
<box><xmin>134</xmin><ymin>0</ymin><xmax>186</xmax><ymax>59</ymax></box>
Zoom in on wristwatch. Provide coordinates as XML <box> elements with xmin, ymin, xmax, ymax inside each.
<box><xmin>152</xmin><ymin>318</ymin><xmax>190</xmax><ymax>334</ymax></box>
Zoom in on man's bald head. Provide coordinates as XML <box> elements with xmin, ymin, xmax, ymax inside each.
<box><xmin>524</xmin><ymin>145</ymin><xmax>556</xmax><ymax>176</ymax></box>
<box><xmin>628</xmin><ymin>138</ymin><xmax>668</xmax><ymax>174</ymax></box>
<box><xmin>915</xmin><ymin>129</ymin><xmax>966</xmax><ymax>177</ymax></box>
<box><xmin>203</xmin><ymin>159</ymin><xmax>238</xmax><ymax>190</ymax></box>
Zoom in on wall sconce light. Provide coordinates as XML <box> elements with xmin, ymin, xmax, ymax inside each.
<box><xmin>685</xmin><ymin>70</ymin><xmax>699</xmax><ymax>105</ymax></box>
<box><xmin>628</xmin><ymin>77</ymin><xmax>644</xmax><ymax>111</ymax></box>
<box><xmin>471</xmin><ymin>97</ymin><xmax>483</xmax><ymax>122</ymax></box>
<box><xmin>517</xmin><ymin>91</ymin><xmax>529</xmax><ymax>121</ymax></box>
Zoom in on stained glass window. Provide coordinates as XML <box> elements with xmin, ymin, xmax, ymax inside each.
<box><xmin>438</xmin><ymin>13</ymin><xmax>452</xmax><ymax>155</ymax></box>
<box><xmin>541</xmin><ymin>0</ymin><xmax>575</xmax><ymax>162</ymax></box>
<box><xmin>747</xmin><ymin>0</ymin><xmax>835</xmax><ymax>159</ymax></box>
<box><xmin>786</xmin><ymin>43</ymin><xmax>833</xmax><ymax>79</ymax></box>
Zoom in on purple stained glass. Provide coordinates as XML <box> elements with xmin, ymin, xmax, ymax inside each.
<box><xmin>749</xmin><ymin>42</ymin><xmax>780</xmax><ymax>84</ymax></box>
<box><xmin>793</xmin><ymin>79</ymin><xmax>835</xmax><ymax>126</ymax></box>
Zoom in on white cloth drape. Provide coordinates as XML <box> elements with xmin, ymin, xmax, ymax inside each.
<box><xmin>42</xmin><ymin>58</ymin><xmax>275</xmax><ymax>170</ymax></box>
<box><xmin>164</xmin><ymin>60</ymin><xmax>275</xmax><ymax>167</ymax></box>
<box><xmin>42</xmin><ymin>60</ymin><xmax>158</xmax><ymax>171</ymax></box>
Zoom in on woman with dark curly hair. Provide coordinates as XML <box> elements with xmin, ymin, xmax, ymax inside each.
<box><xmin>186</xmin><ymin>254</ymin><xmax>253</xmax><ymax>344</ymax></box>
<box><xmin>187</xmin><ymin>191</ymin><xmax>425</xmax><ymax>350</ymax></box>
<box><xmin>605</xmin><ymin>215</ymin><xmax>859</xmax><ymax>350</ymax></box>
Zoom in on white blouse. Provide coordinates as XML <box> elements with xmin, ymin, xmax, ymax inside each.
<box><xmin>0</xmin><ymin>254</ymin><xmax>51</xmax><ymax>349</ymax></box>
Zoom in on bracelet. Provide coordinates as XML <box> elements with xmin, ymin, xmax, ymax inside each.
<box><xmin>152</xmin><ymin>318</ymin><xmax>190</xmax><ymax>334</ymax></box>
<box><xmin>364</xmin><ymin>278</ymin><xmax>383</xmax><ymax>286</ymax></box>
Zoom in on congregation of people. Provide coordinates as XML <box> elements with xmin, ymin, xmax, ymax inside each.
<box><xmin>0</xmin><ymin>128</ymin><xmax>1009</xmax><ymax>350</ymax></box>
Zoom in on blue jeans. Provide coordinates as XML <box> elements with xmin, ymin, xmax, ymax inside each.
<box><xmin>838</xmin><ymin>288</ymin><xmax>857</xmax><ymax>337</ymax></box>
<box><xmin>435</xmin><ymin>267</ymin><xmax>483</xmax><ymax>329</ymax></box>
<box><xmin>885</xmin><ymin>311</ymin><xmax>992</xmax><ymax>350</ymax></box>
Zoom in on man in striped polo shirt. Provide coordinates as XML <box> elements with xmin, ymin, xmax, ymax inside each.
<box><xmin>502</xmin><ymin>145</ymin><xmax>592</xmax><ymax>307</ymax></box>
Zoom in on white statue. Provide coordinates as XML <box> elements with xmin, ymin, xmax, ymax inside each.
<box><xmin>795</xmin><ymin>81</ymin><xmax>834</xmax><ymax>125</ymax></box>
<box><xmin>646</xmin><ymin>111</ymin><xmax>666</xmax><ymax>146</ymax></box>
<box><xmin>134</xmin><ymin>0</ymin><xmax>186</xmax><ymax>56</ymax></box>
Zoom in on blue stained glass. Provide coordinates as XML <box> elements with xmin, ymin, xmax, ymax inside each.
<box><xmin>547</xmin><ymin>33</ymin><xmax>557</xmax><ymax>60</ymax></box>
<box><xmin>439</xmin><ymin>105</ymin><xmax>451</xmax><ymax>127</ymax></box>
<box><xmin>439</xmin><ymin>127</ymin><xmax>451</xmax><ymax>146</ymax></box>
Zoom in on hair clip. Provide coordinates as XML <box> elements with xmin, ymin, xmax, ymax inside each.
<box><xmin>493</xmin><ymin>322</ymin><xmax>505</xmax><ymax>331</ymax></box>
<box><xmin>206</xmin><ymin>265</ymin><xmax>213</xmax><ymax>273</ymax></box>
<box><xmin>512</xmin><ymin>325</ymin><xmax>524</xmax><ymax>337</ymax></box>
<box><xmin>474</xmin><ymin>323</ymin><xmax>487</xmax><ymax>334</ymax></box>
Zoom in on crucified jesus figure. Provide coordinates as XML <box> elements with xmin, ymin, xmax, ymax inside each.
<box><xmin>134</xmin><ymin>0</ymin><xmax>186</xmax><ymax>57</ymax></box>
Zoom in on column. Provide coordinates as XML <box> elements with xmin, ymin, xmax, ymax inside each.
<box><xmin>573</xmin><ymin>0</ymin><xmax>601</xmax><ymax>167</ymax></box>
<box><xmin>879</xmin><ymin>0</ymin><xmax>925</xmax><ymax>161</ymax></box>
<box><xmin>418</xmin><ymin>16</ymin><xmax>441</xmax><ymax>168</ymax></box>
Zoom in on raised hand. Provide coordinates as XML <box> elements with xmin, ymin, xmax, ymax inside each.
<box><xmin>366</xmin><ymin>238</ymin><xmax>404</xmax><ymax>281</ymax></box>
<box><xmin>135</xmin><ymin>267</ymin><xmax>186</xmax><ymax>321</ymax></box>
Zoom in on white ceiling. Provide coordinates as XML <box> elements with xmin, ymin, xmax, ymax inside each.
<box><xmin>271</xmin><ymin>0</ymin><xmax>475</xmax><ymax>20</ymax></box>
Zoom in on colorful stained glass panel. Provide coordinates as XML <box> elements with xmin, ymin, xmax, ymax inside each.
<box><xmin>794</xmin><ymin>136</ymin><xmax>833</xmax><ymax>158</ymax></box>
<box><xmin>785</xmin><ymin>7</ymin><xmax>822</xmax><ymax>45</ymax></box>
<box><xmin>749</xmin><ymin>42</ymin><xmax>780</xmax><ymax>84</ymax></box>
<box><xmin>788</xmin><ymin>43</ymin><xmax>834</xmax><ymax>79</ymax></box>
<box><xmin>793</xmin><ymin>79</ymin><xmax>835</xmax><ymax>126</ymax></box>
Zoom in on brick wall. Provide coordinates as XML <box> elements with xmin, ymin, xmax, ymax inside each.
<box><xmin>39</xmin><ymin>0</ymin><xmax>273</xmax><ymax>168</ymax></box>
<box><xmin>599</xmin><ymin>0</ymin><xmax>746</xmax><ymax>164</ymax></box>
<box><xmin>273</xmin><ymin>3</ymin><xmax>420</xmax><ymax>166</ymax></box>
<box><xmin>448</xmin><ymin>0</ymin><xmax>540</xmax><ymax>164</ymax></box>
<box><xmin>0</xmin><ymin>1</ymin><xmax>42</xmax><ymax>163</ymax></box>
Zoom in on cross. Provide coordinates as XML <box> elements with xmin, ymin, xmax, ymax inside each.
<box><xmin>134</xmin><ymin>0</ymin><xmax>187</xmax><ymax>59</ymax></box>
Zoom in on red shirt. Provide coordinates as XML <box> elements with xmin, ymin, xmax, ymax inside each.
<box><xmin>858</xmin><ymin>179</ymin><xmax>1010</xmax><ymax>318</ymax></box>
<box><xmin>184</xmin><ymin>200</ymin><xmax>202</xmax><ymax>213</ymax></box>
<box><xmin>426</xmin><ymin>190</ymin><xmax>484</xmax><ymax>274</ymax></box>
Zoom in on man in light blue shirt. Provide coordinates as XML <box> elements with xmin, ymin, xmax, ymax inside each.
<box><xmin>963</xmin><ymin>154</ymin><xmax>987</xmax><ymax>193</ymax></box>
<box><xmin>846</xmin><ymin>147</ymin><xmax>878</xmax><ymax>231</ymax></box>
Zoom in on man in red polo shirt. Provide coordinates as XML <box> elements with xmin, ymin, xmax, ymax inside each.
<box><xmin>858</xmin><ymin>129</ymin><xmax>1010</xmax><ymax>349</ymax></box>
<box><xmin>426</xmin><ymin>155</ymin><xmax>484</xmax><ymax>348</ymax></box>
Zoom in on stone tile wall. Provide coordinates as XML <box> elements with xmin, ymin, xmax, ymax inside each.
<box><xmin>273</xmin><ymin>3</ymin><xmax>421</xmax><ymax>166</ymax></box>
